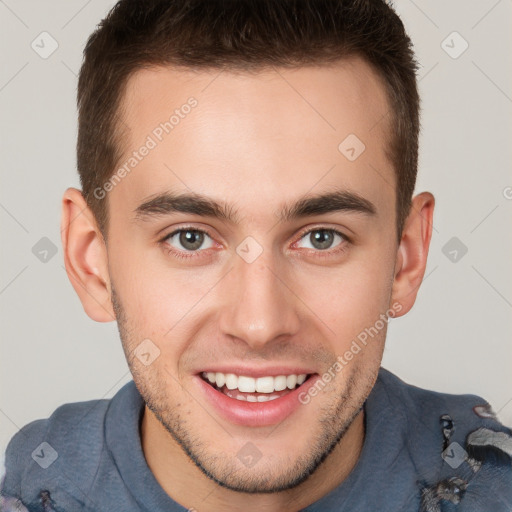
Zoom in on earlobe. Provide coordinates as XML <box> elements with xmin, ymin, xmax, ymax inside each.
<box><xmin>390</xmin><ymin>191</ymin><xmax>435</xmax><ymax>317</ymax></box>
<box><xmin>61</xmin><ymin>187</ymin><xmax>115</xmax><ymax>322</ymax></box>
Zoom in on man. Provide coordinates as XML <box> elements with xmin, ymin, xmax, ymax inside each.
<box><xmin>1</xmin><ymin>0</ymin><xmax>511</xmax><ymax>511</ymax></box>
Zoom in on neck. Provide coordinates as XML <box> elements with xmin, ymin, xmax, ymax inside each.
<box><xmin>141</xmin><ymin>406</ymin><xmax>365</xmax><ymax>512</ymax></box>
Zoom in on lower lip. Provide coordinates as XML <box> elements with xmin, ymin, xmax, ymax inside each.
<box><xmin>195</xmin><ymin>374</ymin><xmax>320</xmax><ymax>427</ymax></box>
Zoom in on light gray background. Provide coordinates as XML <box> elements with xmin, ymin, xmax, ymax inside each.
<box><xmin>1</xmin><ymin>0</ymin><xmax>511</xmax><ymax>460</ymax></box>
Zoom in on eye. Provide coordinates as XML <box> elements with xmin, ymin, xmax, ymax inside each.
<box><xmin>160</xmin><ymin>225</ymin><xmax>349</xmax><ymax>261</ymax></box>
<box><xmin>294</xmin><ymin>228</ymin><xmax>347</xmax><ymax>252</ymax></box>
<box><xmin>163</xmin><ymin>227</ymin><xmax>215</xmax><ymax>254</ymax></box>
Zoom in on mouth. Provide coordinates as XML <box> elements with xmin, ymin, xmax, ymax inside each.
<box><xmin>195</xmin><ymin>367</ymin><xmax>321</xmax><ymax>426</ymax></box>
<box><xmin>199</xmin><ymin>371</ymin><xmax>315</xmax><ymax>402</ymax></box>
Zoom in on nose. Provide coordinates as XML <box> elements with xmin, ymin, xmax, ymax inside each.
<box><xmin>218</xmin><ymin>249</ymin><xmax>301</xmax><ymax>350</ymax></box>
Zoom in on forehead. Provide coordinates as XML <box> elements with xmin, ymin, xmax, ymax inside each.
<box><xmin>112</xmin><ymin>57</ymin><xmax>395</xmax><ymax>223</ymax></box>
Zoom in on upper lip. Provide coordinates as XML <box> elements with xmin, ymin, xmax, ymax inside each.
<box><xmin>198</xmin><ymin>366</ymin><xmax>316</xmax><ymax>378</ymax></box>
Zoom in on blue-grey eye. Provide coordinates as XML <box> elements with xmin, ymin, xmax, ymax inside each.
<box><xmin>166</xmin><ymin>229</ymin><xmax>214</xmax><ymax>251</ymax></box>
<box><xmin>296</xmin><ymin>229</ymin><xmax>344</xmax><ymax>251</ymax></box>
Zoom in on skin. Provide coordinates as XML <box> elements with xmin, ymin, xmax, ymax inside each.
<box><xmin>61</xmin><ymin>56</ymin><xmax>434</xmax><ymax>512</ymax></box>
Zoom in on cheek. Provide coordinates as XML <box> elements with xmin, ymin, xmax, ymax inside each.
<box><xmin>110</xmin><ymin>230</ymin><xmax>395</xmax><ymax>354</ymax></box>
<box><xmin>110</xmin><ymin>249</ymin><xmax>222</xmax><ymax>345</ymax></box>
<box><xmin>293</xmin><ymin>254</ymin><xmax>394</xmax><ymax>348</ymax></box>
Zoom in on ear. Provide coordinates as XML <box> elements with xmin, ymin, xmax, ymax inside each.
<box><xmin>390</xmin><ymin>191</ymin><xmax>435</xmax><ymax>316</ymax></box>
<box><xmin>61</xmin><ymin>187</ymin><xmax>115</xmax><ymax>322</ymax></box>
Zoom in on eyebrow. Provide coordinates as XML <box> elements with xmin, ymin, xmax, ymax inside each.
<box><xmin>134</xmin><ymin>188</ymin><xmax>377</xmax><ymax>224</ymax></box>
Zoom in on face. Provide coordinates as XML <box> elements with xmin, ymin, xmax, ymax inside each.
<box><xmin>106</xmin><ymin>57</ymin><xmax>400</xmax><ymax>493</ymax></box>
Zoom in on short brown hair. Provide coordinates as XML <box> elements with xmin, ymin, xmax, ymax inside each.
<box><xmin>77</xmin><ymin>0</ymin><xmax>419</xmax><ymax>241</ymax></box>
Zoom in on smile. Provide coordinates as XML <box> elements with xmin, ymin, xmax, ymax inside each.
<box><xmin>200</xmin><ymin>371</ymin><xmax>311</xmax><ymax>402</ymax></box>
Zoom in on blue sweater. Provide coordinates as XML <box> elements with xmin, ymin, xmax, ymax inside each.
<box><xmin>1</xmin><ymin>367</ymin><xmax>511</xmax><ymax>511</ymax></box>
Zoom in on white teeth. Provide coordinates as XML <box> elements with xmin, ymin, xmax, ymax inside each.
<box><xmin>273</xmin><ymin>375</ymin><xmax>288</xmax><ymax>391</ymax></box>
<box><xmin>215</xmin><ymin>372</ymin><xmax>225</xmax><ymax>388</ymax></box>
<box><xmin>286</xmin><ymin>374</ymin><xmax>297</xmax><ymax>389</ymax></box>
<box><xmin>238</xmin><ymin>376</ymin><xmax>256</xmax><ymax>393</ymax></box>
<box><xmin>202</xmin><ymin>371</ymin><xmax>309</xmax><ymax>393</ymax></box>
<box><xmin>255</xmin><ymin>376</ymin><xmax>274</xmax><ymax>393</ymax></box>
<box><xmin>225</xmin><ymin>373</ymin><xmax>238</xmax><ymax>390</ymax></box>
<box><xmin>222</xmin><ymin>389</ymin><xmax>283</xmax><ymax>402</ymax></box>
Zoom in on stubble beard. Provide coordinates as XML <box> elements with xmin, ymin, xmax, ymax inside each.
<box><xmin>111</xmin><ymin>284</ymin><xmax>374</xmax><ymax>494</ymax></box>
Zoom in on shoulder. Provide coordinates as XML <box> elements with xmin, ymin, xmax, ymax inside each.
<box><xmin>377</xmin><ymin>367</ymin><xmax>502</xmax><ymax>430</ymax></box>
<box><xmin>0</xmin><ymin>382</ymin><xmax>137</xmax><ymax>511</ymax></box>
<box><xmin>377</xmin><ymin>367</ymin><xmax>512</xmax><ymax>511</ymax></box>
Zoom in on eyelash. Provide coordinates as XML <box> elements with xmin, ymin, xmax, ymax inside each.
<box><xmin>160</xmin><ymin>225</ymin><xmax>351</xmax><ymax>261</ymax></box>
<box><xmin>161</xmin><ymin>226</ymin><xmax>216</xmax><ymax>261</ymax></box>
